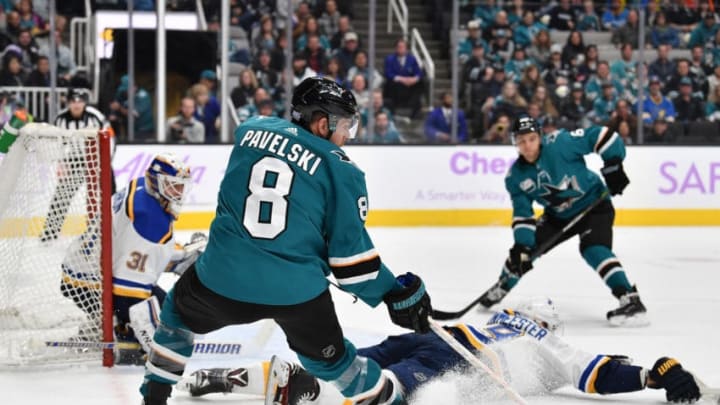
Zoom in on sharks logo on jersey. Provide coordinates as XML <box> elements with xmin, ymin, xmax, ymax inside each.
<box><xmin>538</xmin><ymin>172</ymin><xmax>584</xmax><ymax>212</ymax></box>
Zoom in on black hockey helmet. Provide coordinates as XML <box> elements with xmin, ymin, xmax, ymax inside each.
<box><xmin>291</xmin><ymin>77</ymin><xmax>360</xmax><ymax>138</ymax></box>
<box><xmin>511</xmin><ymin>115</ymin><xmax>541</xmax><ymax>143</ymax></box>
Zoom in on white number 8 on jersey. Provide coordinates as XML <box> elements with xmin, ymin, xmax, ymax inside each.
<box><xmin>243</xmin><ymin>157</ymin><xmax>295</xmax><ymax>239</ymax></box>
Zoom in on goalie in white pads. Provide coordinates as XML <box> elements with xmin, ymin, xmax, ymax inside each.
<box><xmin>60</xmin><ymin>152</ymin><xmax>205</xmax><ymax>364</ymax></box>
<box><xmin>181</xmin><ymin>298</ymin><xmax>703</xmax><ymax>404</ymax></box>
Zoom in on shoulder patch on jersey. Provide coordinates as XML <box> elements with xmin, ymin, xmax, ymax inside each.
<box><xmin>519</xmin><ymin>178</ymin><xmax>536</xmax><ymax>193</ymax></box>
<box><xmin>331</xmin><ymin>150</ymin><xmax>352</xmax><ymax>163</ymax></box>
<box><xmin>284</xmin><ymin>127</ymin><xmax>298</xmax><ymax>135</ymax></box>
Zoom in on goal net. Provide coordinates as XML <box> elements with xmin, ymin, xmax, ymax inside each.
<box><xmin>0</xmin><ymin>123</ymin><xmax>113</xmax><ymax>366</ymax></box>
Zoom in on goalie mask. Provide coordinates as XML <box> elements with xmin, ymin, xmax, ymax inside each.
<box><xmin>145</xmin><ymin>153</ymin><xmax>192</xmax><ymax>217</ymax></box>
<box><xmin>516</xmin><ymin>296</ymin><xmax>563</xmax><ymax>333</ymax></box>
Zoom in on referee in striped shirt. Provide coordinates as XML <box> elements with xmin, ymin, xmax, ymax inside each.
<box><xmin>41</xmin><ymin>89</ymin><xmax>116</xmax><ymax>241</ymax></box>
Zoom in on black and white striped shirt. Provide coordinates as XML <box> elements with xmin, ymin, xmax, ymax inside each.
<box><xmin>54</xmin><ymin>106</ymin><xmax>110</xmax><ymax>131</ymax></box>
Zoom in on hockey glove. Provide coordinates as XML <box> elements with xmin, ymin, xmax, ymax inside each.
<box><xmin>647</xmin><ymin>357</ymin><xmax>700</xmax><ymax>403</ymax></box>
<box><xmin>508</xmin><ymin>244</ymin><xmax>533</xmax><ymax>276</ymax></box>
<box><xmin>384</xmin><ymin>272</ymin><xmax>432</xmax><ymax>334</ymax></box>
<box><xmin>601</xmin><ymin>158</ymin><xmax>630</xmax><ymax>196</ymax></box>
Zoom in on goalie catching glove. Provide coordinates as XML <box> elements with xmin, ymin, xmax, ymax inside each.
<box><xmin>168</xmin><ymin>232</ymin><xmax>207</xmax><ymax>276</ymax></box>
<box><xmin>383</xmin><ymin>272</ymin><xmax>432</xmax><ymax>333</ymax></box>
<box><xmin>647</xmin><ymin>357</ymin><xmax>701</xmax><ymax>403</ymax></box>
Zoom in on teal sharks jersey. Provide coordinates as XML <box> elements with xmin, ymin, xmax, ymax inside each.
<box><xmin>195</xmin><ymin>117</ymin><xmax>398</xmax><ymax>306</ymax></box>
<box><xmin>505</xmin><ymin>126</ymin><xmax>625</xmax><ymax>248</ymax></box>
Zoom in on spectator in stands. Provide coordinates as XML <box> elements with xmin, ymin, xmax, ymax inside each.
<box><xmin>666</xmin><ymin>59</ymin><xmax>705</xmax><ymax>100</ymax></box>
<box><xmin>16</xmin><ymin>0</ymin><xmax>47</xmax><ymax>37</ymax></box>
<box><xmin>706</xmin><ymin>29</ymin><xmax>720</xmax><ymax>67</ymax></box>
<box><xmin>199</xmin><ymin>69</ymin><xmax>217</xmax><ymax>97</ymax></box>
<box><xmin>527</xmin><ymin>29</ymin><xmax>552</xmax><ymax>66</ymax></box>
<box><xmin>330</xmin><ymin>15</ymin><xmax>353</xmax><ymax>50</ymax></box>
<box><xmin>333</xmin><ymin>31</ymin><xmax>359</xmax><ymax>72</ymax></box>
<box><xmin>252</xmin><ymin>15</ymin><xmax>277</xmax><ymax>54</ymax></box>
<box><xmin>270</xmin><ymin>31</ymin><xmax>288</xmax><ymax>71</ymax></box>
<box><xmin>485</xmin><ymin>10</ymin><xmax>513</xmax><ymax>43</ymax></box>
<box><xmin>324</xmin><ymin>56</ymin><xmax>347</xmax><ymax>88</ymax></box>
<box><xmin>547</xmin><ymin>0</ymin><xmax>577</xmax><ymax>31</ymax></box>
<box><xmin>610</xmin><ymin>43</ymin><xmax>637</xmax><ymax>88</ymax></box>
<box><xmin>577</xmin><ymin>0</ymin><xmax>601</xmax><ymax>31</ymax></box>
<box><xmin>252</xmin><ymin>49</ymin><xmax>280</xmax><ymax>91</ymax></box>
<box><xmin>650</xmin><ymin>11</ymin><xmax>680</xmax><ymax>48</ymax></box>
<box><xmin>649</xmin><ymin>44</ymin><xmax>676</xmax><ymax>86</ymax></box>
<box><xmin>585</xmin><ymin>60</ymin><xmax>622</xmax><ymax>101</ymax></box>
<box><xmin>40</xmin><ymin>29</ymin><xmax>80</xmax><ymax>86</ymax></box>
<box><xmin>230</xmin><ymin>68</ymin><xmax>258</xmax><ymax>109</ymax></box>
<box><xmin>189</xmin><ymin>83</ymin><xmax>220</xmax><ymax>143</ymax></box>
<box><xmin>464</xmin><ymin>42</ymin><xmax>491</xmax><ymax>84</ymax></box>
<box><xmin>666</xmin><ymin>1</ymin><xmax>700</xmax><ymax>34</ymax></box>
<box><xmin>383</xmin><ymin>38</ymin><xmax>424</xmax><ymax>118</ymax></box>
<box><xmin>4</xmin><ymin>10</ymin><xmax>21</xmax><ymax>43</ymax></box>
<box><xmin>15</xmin><ymin>29</ymin><xmax>39</xmax><ymax>76</ymax></box>
<box><xmin>318</xmin><ymin>0</ymin><xmax>340</xmax><ymax>38</ymax></box>
<box><xmin>237</xmin><ymin>87</ymin><xmax>272</xmax><ymax>123</ymax></box>
<box><xmin>167</xmin><ymin>96</ymin><xmax>205</xmax><ymax>144</ymax></box>
<box><xmin>488</xmin><ymin>28</ymin><xmax>514</xmax><ymax>65</ymax></box>
<box><xmin>688</xmin><ymin>11</ymin><xmax>718</xmax><ymax>48</ymax></box>
<box><xmin>640</xmin><ymin>75</ymin><xmax>676</xmax><ymax>125</ymax></box>
<box><xmin>576</xmin><ymin>44</ymin><xmax>598</xmax><ymax>83</ymax></box>
<box><xmin>24</xmin><ymin>53</ymin><xmax>48</xmax><ymax>86</ymax></box>
<box><xmin>302</xmin><ymin>34</ymin><xmax>328</xmax><ymax>75</ymax></box>
<box><xmin>370</xmin><ymin>111</ymin><xmax>402</xmax><ymax>144</ymax></box>
<box><xmin>346</xmin><ymin>50</ymin><xmax>382</xmax><ymax>90</ymax></box>
<box><xmin>561</xmin><ymin>30</ymin><xmax>585</xmax><ymax>68</ymax></box>
<box><xmin>673</xmin><ymin>77</ymin><xmax>705</xmax><ymax>127</ymax></box>
<box><xmin>513</xmin><ymin>10</ymin><xmax>546</xmax><ymax>49</ymax></box>
<box><xmin>109</xmin><ymin>75</ymin><xmax>154</xmax><ymax>141</ymax></box>
<box><xmin>607</xmin><ymin>99</ymin><xmax>637</xmax><ymax>144</ymax></box>
<box><xmin>602</xmin><ymin>0</ymin><xmax>628</xmax><ymax>31</ymax></box>
<box><xmin>589</xmin><ymin>81</ymin><xmax>618</xmax><ymax>124</ymax></box>
<box><xmin>560</xmin><ymin>81</ymin><xmax>589</xmax><ymax>128</ymax></box>
<box><xmin>526</xmin><ymin>101</ymin><xmax>542</xmax><ymax>122</ymax></box>
<box><xmin>708</xmin><ymin>64</ymin><xmax>720</xmax><ymax>102</ymax></box>
<box><xmin>459</xmin><ymin>20</ymin><xmax>488</xmax><ymax>65</ymax></box>
<box><xmin>531</xmin><ymin>85</ymin><xmax>559</xmax><ymax>119</ymax></box>
<box><xmin>540</xmin><ymin>44</ymin><xmax>567</xmax><ymax>87</ymax></box>
<box><xmin>705</xmin><ymin>85</ymin><xmax>720</xmax><ymax>122</ymax></box>
<box><xmin>256</xmin><ymin>98</ymin><xmax>276</xmax><ymax>118</ymax></box>
<box><xmin>360</xmin><ymin>89</ymin><xmax>393</xmax><ymax>128</ymax></box>
<box><xmin>612</xmin><ymin>8</ymin><xmax>640</xmax><ymax>49</ymax></box>
<box><xmin>291</xmin><ymin>53</ymin><xmax>317</xmax><ymax>87</ymax></box>
<box><xmin>483</xmin><ymin>81</ymin><xmax>528</xmax><ymax>123</ymax></box>
<box><xmin>482</xmin><ymin>112</ymin><xmax>511</xmax><ymax>144</ymax></box>
<box><xmin>506</xmin><ymin>0</ymin><xmax>527</xmax><ymax>26</ymax></box>
<box><xmin>504</xmin><ymin>47</ymin><xmax>533</xmax><ymax>83</ymax></box>
<box><xmin>350</xmin><ymin>74</ymin><xmax>370</xmax><ymax>109</ymax></box>
<box><xmin>424</xmin><ymin>92</ymin><xmax>467</xmax><ymax>144</ymax></box>
<box><xmin>0</xmin><ymin>52</ymin><xmax>25</xmax><ymax>86</ymax></box>
<box><xmin>473</xmin><ymin>0</ymin><xmax>501</xmax><ymax>30</ymax></box>
<box><xmin>295</xmin><ymin>17</ymin><xmax>330</xmax><ymax>52</ymax></box>
<box><xmin>690</xmin><ymin>45</ymin><xmax>712</xmax><ymax>77</ymax></box>
<box><xmin>292</xmin><ymin>1</ymin><xmax>312</xmax><ymax>37</ymax></box>
<box><xmin>645</xmin><ymin>117</ymin><xmax>676</xmax><ymax>144</ymax></box>
<box><xmin>518</xmin><ymin>64</ymin><xmax>544</xmax><ymax>102</ymax></box>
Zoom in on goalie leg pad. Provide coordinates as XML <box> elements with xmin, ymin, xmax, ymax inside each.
<box><xmin>129</xmin><ymin>296</ymin><xmax>161</xmax><ymax>354</ymax></box>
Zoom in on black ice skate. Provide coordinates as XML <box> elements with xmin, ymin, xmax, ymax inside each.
<box><xmin>478</xmin><ymin>279</ymin><xmax>510</xmax><ymax>309</ymax></box>
<box><xmin>265</xmin><ymin>356</ymin><xmax>320</xmax><ymax>405</ymax></box>
<box><xmin>607</xmin><ymin>286</ymin><xmax>649</xmax><ymax>327</ymax></box>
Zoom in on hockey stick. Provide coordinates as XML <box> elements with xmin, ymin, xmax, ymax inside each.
<box><xmin>45</xmin><ymin>340</ymin><xmax>243</xmax><ymax>356</ymax></box>
<box><xmin>428</xmin><ymin>318</ymin><xmax>527</xmax><ymax>404</ymax></box>
<box><xmin>432</xmin><ymin>191</ymin><xmax>610</xmax><ymax>320</ymax></box>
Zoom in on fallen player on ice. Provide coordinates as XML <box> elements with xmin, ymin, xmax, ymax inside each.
<box><xmin>177</xmin><ymin>298</ymin><xmax>707</xmax><ymax>404</ymax></box>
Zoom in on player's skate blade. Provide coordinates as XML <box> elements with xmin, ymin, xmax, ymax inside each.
<box><xmin>607</xmin><ymin>312</ymin><xmax>650</xmax><ymax>327</ymax></box>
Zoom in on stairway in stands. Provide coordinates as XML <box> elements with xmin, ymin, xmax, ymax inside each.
<box><xmin>352</xmin><ymin>0</ymin><xmax>451</xmax><ymax>141</ymax></box>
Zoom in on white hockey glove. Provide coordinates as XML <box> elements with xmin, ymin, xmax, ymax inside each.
<box><xmin>168</xmin><ymin>232</ymin><xmax>207</xmax><ymax>276</ymax></box>
<box><xmin>127</xmin><ymin>296</ymin><xmax>161</xmax><ymax>354</ymax></box>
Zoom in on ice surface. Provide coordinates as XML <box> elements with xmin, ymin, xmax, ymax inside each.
<box><xmin>2</xmin><ymin>227</ymin><xmax>719</xmax><ymax>404</ymax></box>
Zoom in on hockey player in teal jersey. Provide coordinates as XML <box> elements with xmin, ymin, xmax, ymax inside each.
<box><xmin>477</xmin><ymin>116</ymin><xmax>648</xmax><ymax>327</ymax></box>
<box><xmin>139</xmin><ymin>77</ymin><xmax>432</xmax><ymax>405</ymax></box>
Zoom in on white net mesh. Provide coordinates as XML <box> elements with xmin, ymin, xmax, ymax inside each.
<box><xmin>0</xmin><ymin>123</ymin><xmax>107</xmax><ymax>365</ymax></box>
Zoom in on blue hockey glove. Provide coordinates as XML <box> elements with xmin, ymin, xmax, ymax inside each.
<box><xmin>383</xmin><ymin>272</ymin><xmax>432</xmax><ymax>334</ymax></box>
<box><xmin>647</xmin><ymin>357</ymin><xmax>700</xmax><ymax>404</ymax></box>
<box><xmin>508</xmin><ymin>244</ymin><xmax>533</xmax><ymax>276</ymax></box>
<box><xmin>601</xmin><ymin>158</ymin><xmax>630</xmax><ymax>196</ymax></box>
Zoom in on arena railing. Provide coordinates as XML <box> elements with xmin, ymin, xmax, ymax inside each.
<box><xmin>2</xmin><ymin>87</ymin><xmax>93</xmax><ymax>123</ymax></box>
<box><xmin>410</xmin><ymin>28</ymin><xmax>435</xmax><ymax>108</ymax></box>
<box><xmin>387</xmin><ymin>0</ymin><xmax>408</xmax><ymax>39</ymax></box>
